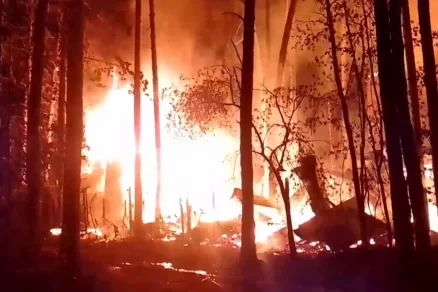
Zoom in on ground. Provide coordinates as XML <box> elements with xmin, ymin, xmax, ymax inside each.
<box><xmin>2</xmin><ymin>239</ymin><xmax>437</xmax><ymax>291</ymax></box>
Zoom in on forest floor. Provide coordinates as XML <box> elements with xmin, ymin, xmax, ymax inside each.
<box><xmin>3</xmin><ymin>238</ymin><xmax>438</xmax><ymax>292</ymax></box>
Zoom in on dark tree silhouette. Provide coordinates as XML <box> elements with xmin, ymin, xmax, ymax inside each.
<box><xmin>149</xmin><ymin>0</ymin><xmax>162</xmax><ymax>221</ymax></box>
<box><xmin>402</xmin><ymin>2</ymin><xmax>422</xmax><ymax>159</ymax></box>
<box><xmin>324</xmin><ymin>0</ymin><xmax>368</xmax><ymax>246</ymax></box>
<box><xmin>373</xmin><ymin>0</ymin><xmax>415</xmax><ymax>287</ymax></box>
<box><xmin>62</xmin><ymin>0</ymin><xmax>84</xmax><ymax>272</ymax></box>
<box><xmin>389</xmin><ymin>0</ymin><xmax>430</xmax><ymax>253</ymax></box>
<box><xmin>26</xmin><ymin>0</ymin><xmax>49</xmax><ymax>260</ymax></box>
<box><xmin>418</xmin><ymin>0</ymin><xmax>438</xmax><ymax>216</ymax></box>
<box><xmin>57</xmin><ymin>9</ymin><xmax>67</xmax><ymax>228</ymax></box>
<box><xmin>239</xmin><ymin>0</ymin><xmax>258</xmax><ymax>270</ymax></box>
<box><xmin>133</xmin><ymin>0</ymin><xmax>143</xmax><ymax>237</ymax></box>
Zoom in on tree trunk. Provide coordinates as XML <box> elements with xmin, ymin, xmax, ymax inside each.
<box><xmin>373</xmin><ymin>0</ymin><xmax>415</xmax><ymax>286</ymax></box>
<box><xmin>418</xmin><ymin>0</ymin><xmax>438</xmax><ymax>216</ymax></box>
<box><xmin>149</xmin><ymin>0</ymin><xmax>162</xmax><ymax>222</ymax></box>
<box><xmin>402</xmin><ymin>2</ymin><xmax>422</xmax><ymax>159</ymax></box>
<box><xmin>27</xmin><ymin>0</ymin><xmax>49</xmax><ymax>261</ymax></box>
<box><xmin>57</xmin><ymin>11</ymin><xmax>67</xmax><ymax>227</ymax></box>
<box><xmin>62</xmin><ymin>0</ymin><xmax>84</xmax><ymax>273</ymax></box>
<box><xmin>276</xmin><ymin>0</ymin><xmax>298</xmax><ymax>88</ymax></box>
<box><xmin>389</xmin><ymin>0</ymin><xmax>430</xmax><ymax>253</ymax></box>
<box><xmin>283</xmin><ymin>178</ymin><xmax>297</xmax><ymax>257</ymax></box>
<box><xmin>325</xmin><ymin>0</ymin><xmax>368</xmax><ymax>247</ymax></box>
<box><xmin>240</xmin><ymin>0</ymin><xmax>258</xmax><ymax>269</ymax></box>
<box><xmin>133</xmin><ymin>0</ymin><xmax>143</xmax><ymax>237</ymax></box>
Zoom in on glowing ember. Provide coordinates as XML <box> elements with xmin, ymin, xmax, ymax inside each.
<box><xmin>152</xmin><ymin>262</ymin><xmax>208</xmax><ymax>276</ymax></box>
<box><xmin>50</xmin><ymin>227</ymin><xmax>103</xmax><ymax>237</ymax></box>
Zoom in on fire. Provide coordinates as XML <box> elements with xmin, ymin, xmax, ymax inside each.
<box><xmin>80</xmin><ymin>69</ymin><xmax>438</xmax><ymax>249</ymax></box>
<box><xmin>84</xmin><ymin>71</ymin><xmax>240</xmax><ymax>223</ymax></box>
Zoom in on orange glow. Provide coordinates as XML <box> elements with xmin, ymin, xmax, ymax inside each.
<box><xmin>84</xmin><ymin>71</ymin><xmax>241</xmax><ymax>223</ymax></box>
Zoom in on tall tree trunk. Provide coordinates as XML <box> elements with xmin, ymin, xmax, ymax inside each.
<box><xmin>62</xmin><ymin>0</ymin><xmax>84</xmax><ymax>273</ymax></box>
<box><xmin>418</xmin><ymin>0</ymin><xmax>438</xmax><ymax>216</ymax></box>
<box><xmin>27</xmin><ymin>0</ymin><xmax>49</xmax><ymax>260</ymax></box>
<box><xmin>402</xmin><ymin>2</ymin><xmax>422</xmax><ymax>160</ymax></box>
<box><xmin>149</xmin><ymin>0</ymin><xmax>162</xmax><ymax>221</ymax></box>
<box><xmin>133</xmin><ymin>0</ymin><xmax>143</xmax><ymax>237</ymax></box>
<box><xmin>389</xmin><ymin>0</ymin><xmax>430</xmax><ymax>253</ymax></box>
<box><xmin>373</xmin><ymin>0</ymin><xmax>415</xmax><ymax>286</ymax></box>
<box><xmin>325</xmin><ymin>0</ymin><xmax>368</xmax><ymax>247</ymax></box>
<box><xmin>57</xmin><ymin>11</ymin><xmax>67</xmax><ymax>227</ymax></box>
<box><xmin>264</xmin><ymin>0</ymin><xmax>271</xmax><ymax>70</ymax></box>
<box><xmin>276</xmin><ymin>0</ymin><xmax>298</xmax><ymax>88</ymax></box>
<box><xmin>283</xmin><ymin>178</ymin><xmax>297</xmax><ymax>257</ymax></box>
<box><xmin>240</xmin><ymin>0</ymin><xmax>258</xmax><ymax>269</ymax></box>
<box><xmin>0</xmin><ymin>0</ymin><xmax>14</xmax><ymax>257</ymax></box>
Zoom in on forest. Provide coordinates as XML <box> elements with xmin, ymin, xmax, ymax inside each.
<box><xmin>1</xmin><ymin>0</ymin><xmax>438</xmax><ymax>291</ymax></box>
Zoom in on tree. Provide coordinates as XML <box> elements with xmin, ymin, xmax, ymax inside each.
<box><xmin>402</xmin><ymin>2</ymin><xmax>422</xmax><ymax>159</ymax></box>
<box><xmin>373</xmin><ymin>0</ymin><xmax>415</xmax><ymax>285</ymax></box>
<box><xmin>389</xmin><ymin>0</ymin><xmax>430</xmax><ymax>253</ymax></box>
<box><xmin>276</xmin><ymin>0</ymin><xmax>298</xmax><ymax>88</ymax></box>
<box><xmin>240</xmin><ymin>0</ymin><xmax>258</xmax><ymax>270</ymax></box>
<box><xmin>57</xmin><ymin>8</ymin><xmax>67</xmax><ymax>227</ymax></box>
<box><xmin>149</xmin><ymin>0</ymin><xmax>162</xmax><ymax>221</ymax></box>
<box><xmin>418</xmin><ymin>0</ymin><xmax>438</xmax><ymax>216</ymax></box>
<box><xmin>324</xmin><ymin>0</ymin><xmax>368</xmax><ymax>246</ymax></box>
<box><xmin>26</xmin><ymin>0</ymin><xmax>49</xmax><ymax>260</ymax></box>
<box><xmin>133</xmin><ymin>0</ymin><xmax>143</xmax><ymax>237</ymax></box>
<box><xmin>62</xmin><ymin>0</ymin><xmax>84</xmax><ymax>272</ymax></box>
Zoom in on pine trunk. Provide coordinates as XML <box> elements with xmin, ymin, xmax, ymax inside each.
<box><xmin>62</xmin><ymin>0</ymin><xmax>84</xmax><ymax>273</ymax></box>
<box><xmin>149</xmin><ymin>0</ymin><xmax>162</xmax><ymax>221</ymax></box>
<box><xmin>133</xmin><ymin>0</ymin><xmax>144</xmax><ymax>237</ymax></box>
<box><xmin>418</xmin><ymin>0</ymin><xmax>438</xmax><ymax>216</ymax></box>
<box><xmin>373</xmin><ymin>0</ymin><xmax>415</xmax><ymax>286</ymax></box>
<box><xmin>276</xmin><ymin>0</ymin><xmax>298</xmax><ymax>88</ymax></box>
<box><xmin>389</xmin><ymin>0</ymin><xmax>430</xmax><ymax>253</ymax></box>
<box><xmin>402</xmin><ymin>2</ymin><xmax>422</xmax><ymax>159</ymax></box>
<box><xmin>57</xmin><ymin>11</ymin><xmax>67</xmax><ymax>227</ymax></box>
<box><xmin>240</xmin><ymin>0</ymin><xmax>258</xmax><ymax>269</ymax></box>
<box><xmin>27</xmin><ymin>0</ymin><xmax>49</xmax><ymax>260</ymax></box>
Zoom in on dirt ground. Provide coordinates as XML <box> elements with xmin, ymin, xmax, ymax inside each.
<box><xmin>2</xmin><ymin>239</ymin><xmax>437</xmax><ymax>291</ymax></box>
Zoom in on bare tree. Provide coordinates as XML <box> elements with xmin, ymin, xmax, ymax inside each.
<box><xmin>26</xmin><ymin>0</ymin><xmax>49</xmax><ymax>260</ymax></box>
<box><xmin>324</xmin><ymin>0</ymin><xmax>368</xmax><ymax>246</ymax></box>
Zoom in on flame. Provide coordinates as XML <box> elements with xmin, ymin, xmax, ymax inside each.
<box><xmin>85</xmin><ymin>72</ymin><xmax>240</xmax><ymax>223</ymax></box>
<box><xmin>50</xmin><ymin>227</ymin><xmax>103</xmax><ymax>237</ymax></box>
<box><xmin>81</xmin><ymin>70</ymin><xmax>438</xmax><ymax>250</ymax></box>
